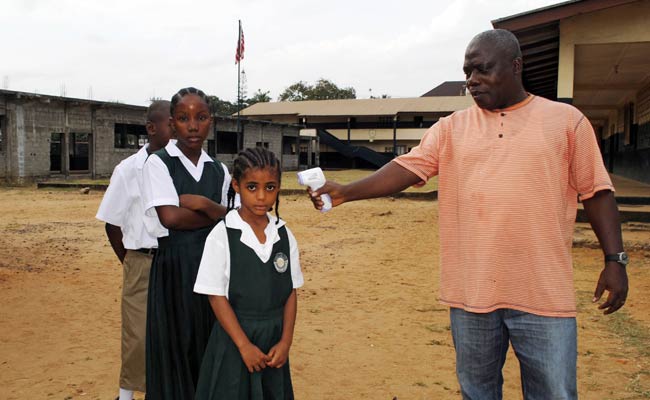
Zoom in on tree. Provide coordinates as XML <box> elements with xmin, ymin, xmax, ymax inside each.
<box><xmin>278</xmin><ymin>81</ymin><xmax>311</xmax><ymax>102</ymax></box>
<box><xmin>246</xmin><ymin>89</ymin><xmax>272</xmax><ymax>106</ymax></box>
<box><xmin>208</xmin><ymin>96</ymin><xmax>238</xmax><ymax>116</ymax></box>
<box><xmin>278</xmin><ymin>79</ymin><xmax>356</xmax><ymax>101</ymax></box>
<box><xmin>207</xmin><ymin>90</ymin><xmax>271</xmax><ymax>116</ymax></box>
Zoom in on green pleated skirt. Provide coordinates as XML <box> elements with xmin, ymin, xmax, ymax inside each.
<box><xmin>195</xmin><ymin>307</ymin><xmax>294</xmax><ymax>400</ymax></box>
<box><xmin>146</xmin><ymin>229</ymin><xmax>216</xmax><ymax>400</ymax></box>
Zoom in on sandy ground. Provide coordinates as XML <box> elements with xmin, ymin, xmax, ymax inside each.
<box><xmin>0</xmin><ymin>187</ymin><xmax>649</xmax><ymax>400</ymax></box>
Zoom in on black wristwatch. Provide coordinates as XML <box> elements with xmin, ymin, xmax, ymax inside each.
<box><xmin>605</xmin><ymin>251</ymin><xmax>629</xmax><ymax>267</ymax></box>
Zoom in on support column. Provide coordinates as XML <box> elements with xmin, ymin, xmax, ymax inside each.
<box><xmin>62</xmin><ymin>102</ymin><xmax>70</xmax><ymax>177</ymax></box>
<box><xmin>392</xmin><ymin>115</ymin><xmax>398</xmax><ymax>158</ymax></box>
<box><xmin>347</xmin><ymin>117</ymin><xmax>351</xmax><ymax>144</ymax></box>
<box><xmin>557</xmin><ymin>22</ymin><xmax>575</xmax><ymax>104</ymax></box>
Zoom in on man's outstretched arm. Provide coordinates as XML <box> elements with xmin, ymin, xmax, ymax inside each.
<box><xmin>311</xmin><ymin>161</ymin><xmax>423</xmax><ymax>209</ymax></box>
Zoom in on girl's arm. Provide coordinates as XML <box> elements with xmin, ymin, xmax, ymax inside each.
<box><xmin>208</xmin><ymin>295</ymin><xmax>268</xmax><ymax>373</ymax></box>
<box><xmin>266</xmin><ymin>289</ymin><xmax>297</xmax><ymax>368</ymax></box>
<box><xmin>179</xmin><ymin>194</ymin><xmax>228</xmax><ymax>221</ymax></box>
<box><xmin>155</xmin><ymin>205</ymin><xmax>215</xmax><ymax>230</ymax></box>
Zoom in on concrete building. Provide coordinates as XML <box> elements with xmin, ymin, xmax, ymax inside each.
<box><xmin>210</xmin><ymin>116</ymin><xmax>305</xmax><ymax>170</ymax></box>
<box><xmin>240</xmin><ymin>96</ymin><xmax>474</xmax><ymax>168</ymax></box>
<box><xmin>0</xmin><ymin>90</ymin><xmax>302</xmax><ymax>183</ymax></box>
<box><xmin>493</xmin><ymin>0</ymin><xmax>650</xmax><ymax>184</ymax></box>
<box><xmin>0</xmin><ymin>89</ymin><xmax>148</xmax><ymax>183</ymax></box>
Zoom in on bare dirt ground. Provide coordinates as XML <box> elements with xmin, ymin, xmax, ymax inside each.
<box><xmin>0</xmin><ymin>186</ymin><xmax>649</xmax><ymax>400</ymax></box>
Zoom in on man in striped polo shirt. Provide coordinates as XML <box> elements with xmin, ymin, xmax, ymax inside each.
<box><xmin>310</xmin><ymin>29</ymin><xmax>628</xmax><ymax>399</ymax></box>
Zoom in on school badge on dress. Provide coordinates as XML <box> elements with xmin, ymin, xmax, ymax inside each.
<box><xmin>273</xmin><ymin>252</ymin><xmax>289</xmax><ymax>273</ymax></box>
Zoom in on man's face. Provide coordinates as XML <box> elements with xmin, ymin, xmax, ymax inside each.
<box><xmin>463</xmin><ymin>41</ymin><xmax>521</xmax><ymax>110</ymax></box>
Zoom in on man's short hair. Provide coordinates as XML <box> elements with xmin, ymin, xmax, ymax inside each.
<box><xmin>471</xmin><ymin>29</ymin><xmax>522</xmax><ymax>61</ymax></box>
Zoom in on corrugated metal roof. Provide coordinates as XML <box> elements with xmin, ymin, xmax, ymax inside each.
<box><xmin>240</xmin><ymin>96</ymin><xmax>475</xmax><ymax>117</ymax></box>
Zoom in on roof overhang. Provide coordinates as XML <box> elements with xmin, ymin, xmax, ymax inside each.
<box><xmin>492</xmin><ymin>0</ymin><xmax>640</xmax><ymax>101</ymax></box>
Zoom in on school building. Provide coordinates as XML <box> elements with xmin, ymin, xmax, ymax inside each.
<box><xmin>239</xmin><ymin>94</ymin><xmax>474</xmax><ymax>168</ymax></box>
<box><xmin>492</xmin><ymin>0</ymin><xmax>650</xmax><ymax>184</ymax></box>
<box><xmin>240</xmin><ymin>0</ymin><xmax>649</xmax><ymax>183</ymax></box>
<box><xmin>0</xmin><ymin>89</ymin><xmax>302</xmax><ymax>183</ymax></box>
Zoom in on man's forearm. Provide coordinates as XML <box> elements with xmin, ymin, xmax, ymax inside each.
<box><xmin>342</xmin><ymin>161</ymin><xmax>422</xmax><ymax>203</ymax></box>
<box><xmin>582</xmin><ymin>190</ymin><xmax>624</xmax><ymax>255</ymax></box>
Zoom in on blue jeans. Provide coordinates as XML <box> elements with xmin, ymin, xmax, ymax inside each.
<box><xmin>450</xmin><ymin>308</ymin><xmax>577</xmax><ymax>400</ymax></box>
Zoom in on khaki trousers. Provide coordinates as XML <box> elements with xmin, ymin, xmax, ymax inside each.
<box><xmin>119</xmin><ymin>250</ymin><xmax>152</xmax><ymax>392</ymax></box>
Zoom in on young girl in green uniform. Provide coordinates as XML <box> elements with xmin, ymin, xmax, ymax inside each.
<box><xmin>142</xmin><ymin>87</ymin><xmax>232</xmax><ymax>400</ymax></box>
<box><xmin>193</xmin><ymin>147</ymin><xmax>304</xmax><ymax>400</ymax></box>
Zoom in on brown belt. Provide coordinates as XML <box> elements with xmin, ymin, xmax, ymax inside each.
<box><xmin>134</xmin><ymin>248</ymin><xmax>157</xmax><ymax>256</ymax></box>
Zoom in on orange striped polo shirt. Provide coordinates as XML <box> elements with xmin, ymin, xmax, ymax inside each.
<box><xmin>394</xmin><ymin>95</ymin><xmax>613</xmax><ymax>317</ymax></box>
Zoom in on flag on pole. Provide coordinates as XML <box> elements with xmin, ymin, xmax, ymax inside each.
<box><xmin>235</xmin><ymin>25</ymin><xmax>245</xmax><ymax>64</ymax></box>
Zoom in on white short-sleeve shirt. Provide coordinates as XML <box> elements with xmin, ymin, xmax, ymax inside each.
<box><xmin>194</xmin><ymin>210</ymin><xmax>304</xmax><ymax>297</ymax></box>
<box><xmin>141</xmin><ymin>141</ymin><xmax>232</xmax><ymax>235</ymax></box>
<box><xmin>96</xmin><ymin>144</ymin><xmax>166</xmax><ymax>249</ymax></box>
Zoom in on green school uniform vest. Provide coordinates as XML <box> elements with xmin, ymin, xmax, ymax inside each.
<box><xmin>154</xmin><ymin>148</ymin><xmax>225</xmax><ymax>244</ymax></box>
<box><xmin>227</xmin><ymin>224</ymin><xmax>293</xmax><ymax>319</ymax></box>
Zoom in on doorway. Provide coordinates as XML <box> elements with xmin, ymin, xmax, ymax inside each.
<box><xmin>69</xmin><ymin>132</ymin><xmax>89</xmax><ymax>172</ymax></box>
<box><xmin>50</xmin><ymin>132</ymin><xmax>63</xmax><ymax>172</ymax></box>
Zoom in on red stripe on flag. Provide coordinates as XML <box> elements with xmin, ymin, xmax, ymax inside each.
<box><xmin>235</xmin><ymin>30</ymin><xmax>245</xmax><ymax>64</ymax></box>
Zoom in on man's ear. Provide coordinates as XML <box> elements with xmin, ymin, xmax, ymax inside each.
<box><xmin>513</xmin><ymin>57</ymin><xmax>523</xmax><ymax>75</ymax></box>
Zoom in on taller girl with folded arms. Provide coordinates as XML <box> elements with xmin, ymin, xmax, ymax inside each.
<box><xmin>142</xmin><ymin>87</ymin><xmax>231</xmax><ymax>400</ymax></box>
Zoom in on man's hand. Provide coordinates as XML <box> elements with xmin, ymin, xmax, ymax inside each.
<box><xmin>238</xmin><ymin>342</ymin><xmax>267</xmax><ymax>373</ymax></box>
<box><xmin>306</xmin><ymin>162</ymin><xmax>421</xmax><ymax>211</ymax></box>
<box><xmin>593</xmin><ymin>262</ymin><xmax>628</xmax><ymax>314</ymax></box>
<box><xmin>308</xmin><ymin>181</ymin><xmax>345</xmax><ymax>211</ymax></box>
<box><xmin>266</xmin><ymin>340</ymin><xmax>290</xmax><ymax>368</ymax></box>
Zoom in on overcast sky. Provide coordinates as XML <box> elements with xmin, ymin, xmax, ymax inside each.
<box><xmin>1</xmin><ymin>0</ymin><xmax>563</xmax><ymax>106</ymax></box>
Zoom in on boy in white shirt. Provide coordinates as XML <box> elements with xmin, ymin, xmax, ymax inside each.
<box><xmin>96</xmin><ymin>100</ymin><xmax>172</xmax><ymax>400</ymax></box>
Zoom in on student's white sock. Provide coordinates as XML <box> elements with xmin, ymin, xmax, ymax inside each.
<box><xmin>119</xmin><ymin>388</ymin><xmax>134</xmax><ymax>400</ymax></box>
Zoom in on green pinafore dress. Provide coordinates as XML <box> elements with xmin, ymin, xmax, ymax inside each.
<box><xmin>146</xmin><ymin>149</ymin><xmax>224</xmax><ymax>400</ymax></box>
<box><xmin>195</xmin><ymin>221</ymin><xmax>295</xmax><ymax>400</ymax></box>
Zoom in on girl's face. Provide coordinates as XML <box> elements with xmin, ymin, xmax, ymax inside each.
<box><xmin>233</xmin><ymin>167</ymin><xmax>280</xmax><ymax>221</ymax></box>
<box><xmin>170</xmin><ymin>94</ymin><xmax>211</xmax><ymax>153</ymax></box>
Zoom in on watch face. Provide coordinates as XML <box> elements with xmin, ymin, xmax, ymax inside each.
<box><xmin>620</xmin><ymin>252</ymin><xmax>629</xmax><ymax>264</ymax></box>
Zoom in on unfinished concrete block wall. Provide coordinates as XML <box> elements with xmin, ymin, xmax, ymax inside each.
<box><xmin>93</xmin><ymin>107</ymin><xmax>147</xmax><ymax>177</ymax></box>
<box><xmin>0</xmin><ymin>96</ymin><xmax>7</xmax><ymax>179</ymax></box>
<box><xmin>0</xmin><ymin>91</ymin><xmax>147</xmax><ymax>182</ymax></box>
<box><xmin>0</xmin><ymin>97</ymin><xmax>84</xmax><ymax>181</ymax></box>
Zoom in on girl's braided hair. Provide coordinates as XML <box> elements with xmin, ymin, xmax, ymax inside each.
<box><xmin>170</xmin><ymin>87</ymin><xmax>210</xmax><ymax>115</ymax></box>
<box><xmin>228</xmin><ymin>147</ymin><xmax>282</xmax><ymax>224</ymax></box>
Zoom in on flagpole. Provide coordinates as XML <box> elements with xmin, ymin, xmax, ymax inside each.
<box><xmin>236</xmin><ymin>19</ymin><xmax>242</xmax><ymax>151</ymax></box>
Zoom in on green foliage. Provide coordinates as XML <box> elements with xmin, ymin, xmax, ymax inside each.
<box><xmin>278</xmin><ymin>81</ymin><xmax>311</xmax><ymax>102</ymax></box>
<box><xmin>208</xmin><ymin>96</ymin><xmax>239</xmax><ymax>116</ymax></box>
<box><xmin>278</xmin><ymin>78</ymin><xmax>356</xmax><ymax>101</ymax></box>
<box><xmin>247</xmin><ymin>89</ymin><xmax>272</xmax><ymax>105</ymax></box>
<box><xmin>208</xmin><ymin>89</ymin><xmax>272</xmax><ymax>116</ymax></box>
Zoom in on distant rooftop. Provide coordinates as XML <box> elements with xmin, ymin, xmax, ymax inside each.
<box><xmin>421</xmin><ymin>81</ymin><xmax>467</xmax><ymax>97</ymax></box>
<box><xmin>240</xmin><ymin>96</ymin><xmax>475</xmax><ymax>118</ymax></box>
